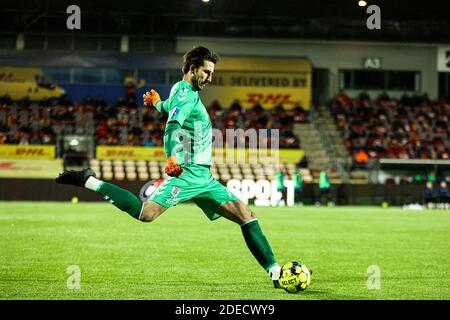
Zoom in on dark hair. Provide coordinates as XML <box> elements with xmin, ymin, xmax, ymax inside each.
<box><xmin>182</xmin><ymin>46</ymin><xmax>219</xmax><ymax>74</ymax></box>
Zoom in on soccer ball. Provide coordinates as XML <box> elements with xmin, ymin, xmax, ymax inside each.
<box><xmin>138</xmin><ymin>179</ymin><xmax>164</xmax><ymax>202</ymax></box>
<box><xmin>278</xmin><ymin>261</ymin><xmax>311</xmax><ymax>293</ymax></box>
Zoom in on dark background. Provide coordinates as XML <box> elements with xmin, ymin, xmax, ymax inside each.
<box><xmin>1</xmin><ymin>0</ymin><xmax>449</xmax><ymax>42</ymax></box>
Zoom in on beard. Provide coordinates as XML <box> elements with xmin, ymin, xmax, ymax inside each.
<box><xmin>192</xmin><ymin>74</ymin><xmax>208</xmax><ymax>91</ymax></box>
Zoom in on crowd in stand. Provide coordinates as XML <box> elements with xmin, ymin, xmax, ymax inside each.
<box><xmin>208</xmin><ymin>99</ymin><xmax>308</xmax><ymax>148</ymax></box>
<box><xmin>330</xmin><ymin>91</ymin><xmax>450</xmax><ymax>163</ymax></box>
<box><xmin>0</xmin><ymin>94</ymin><xmax>309</xmax><ymax>149</ymax></box>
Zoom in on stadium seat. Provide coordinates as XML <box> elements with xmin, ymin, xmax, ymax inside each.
<box><xmin>241</xmin><ymin>166</ymin><xmax>253</xmax><ymax>174</ymax></box>
<box><xmin>115</xmin><ymin>172</ymin><xmax>125</xmax><ymax>180</ymax></box>
<box><xmin>230</xmin><ymin>168</ymin><xmax>241</xmax><ymax>174</ymax></box>
<box><xmin>101</xmin><ymin>160</ymin><xmax>112</xmax><ymax>166</ymax></box>
<box><xmin>125</xmin><ymin>162</ymin><xmax>136</xmax><ymax>169</ymax></box>
<box><xmin>150</xmin><ymin>172</ymin><xmax>161</xmax><ymax>179</ymax></box>
<box><xmin>113</xmin><ymin>160</ymin><xmax>123</xmax><ymax>167</ymax></box>
<box><xmin>125</xmin><ymin>167</ymin><xmax>136</xmax><ymax>176</ymax></box>
<box><xmin>138</xmin><ymin>172</ymin><xmax>149</xmax><ymax>181</ymax></box>
<box><xmin>137</xmin><ymin>166</ymin><xmax>148</xmax><ymax>174</ymax></box>
<box><xmin>102</xmin><ymin>171</ymin><xmax>113</xmax><ymax>180</ymax></box>
<box><xmin>102</xmin><ymin>165</ymin><xmax>113</xmax><ymax>174</ymax></box>
<box><xmin>126</xmin><ymin>172</ymin><xmax>137</xmax><ymax>181</ymax></box>
<box><xmin>136</xmin><ymin>160</ymin><xmax>147</xmax><ymax>167</ymax></box>
<box><xmin>149</xmin><ymin>161</ymin><xmax>159</xmax><ymax>167</ymax></box>
<box><xmin>124</xmin><ymin>160</ymin><xmax>135</xmax><ymax>167</ymax></box>
<box><xmin>286</xmin><ymin>163</ymin><xmax>296</xmax><ymax>169</ymax></box>
<box><xmin>114</xmin><ymin>166</ymin><xmax>124</xmax><ymax>173</ymax></box>
<box><xmin>149</xmin><ymin>166</ymin><xmax>160</xmax><ymax>173</ymax></box>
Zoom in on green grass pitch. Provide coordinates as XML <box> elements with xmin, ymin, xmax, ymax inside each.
<box><xmin>1</xmin><ymin>201</ymin><xmax>449</xmax><ymax>300</ymax></box>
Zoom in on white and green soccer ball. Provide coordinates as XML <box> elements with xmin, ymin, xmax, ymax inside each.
<box><xmin>278</xmin><ymin>260</ymin><xmax>311</xmax><ymax>293</ymax></box>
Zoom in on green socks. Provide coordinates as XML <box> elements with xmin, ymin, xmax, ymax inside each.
<box><xmin>241</xmin><ymin>219</ymin><xmax>277</xmax><ymax>271</ymax></box>
<box><xmin>97</xmin><ymin>182</ymin><xmax>143</xmax><ymax>220</ymax></box>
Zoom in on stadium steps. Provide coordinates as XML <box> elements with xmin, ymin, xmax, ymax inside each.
<box><xmin>293</xmin><ymin>122</ymin><xmax>331</xmax><ymax>170</ymax></box>
<box><xmin>315</xmin><ymin>106</ymin><xmax>350</xmax><ymax>159</ymax></box>
<box><xmin>314</xmin><ymin>105</ymin><xmax>373</xmax><ymax>183</ymax></box>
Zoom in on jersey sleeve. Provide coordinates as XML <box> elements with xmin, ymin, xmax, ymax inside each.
<box><xmin>155</xmin><ymin>100</ymin><xmax>170</xmax><ymax>114</ymax></box>
<box><xmin>167</xmin><ymin>94</ymin><xmax>194</xmax><ymax>126</ymax></box>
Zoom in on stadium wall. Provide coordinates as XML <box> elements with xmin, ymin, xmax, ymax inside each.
<box><xmin>177</xmin><ymin>37</ymin><xmax>439</xmax><ymax>100</ymax></box>
<box><xmin>0</xmin><ymin>179</ymin><xmax>423</xmax><ymax>206</ymax></box>
<box><xmin>59</xmin><ymin>83</ymin><xmax>171</xmax><ymax>104</ymax></box>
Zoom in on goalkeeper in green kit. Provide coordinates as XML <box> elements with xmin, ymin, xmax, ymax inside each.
<box><xmin>55</xmin><ymin>46</ymin><xmax>282</xmax><ymax>288</ymax></box>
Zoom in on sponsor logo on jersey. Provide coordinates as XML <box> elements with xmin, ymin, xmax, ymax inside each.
<box><xmin>170</xmin><ymin>186</ymin><xmax>181</xmax><ymax>197</ymax></box>
<box><xmin>166</xmin><ymin>186</ymin><xmax>181</xmax><ymax>204</ymax></box>
<box><xmin>169</xmin><ymin>107</ymin><xmax>180</xmax><ymax>119</ymax></box>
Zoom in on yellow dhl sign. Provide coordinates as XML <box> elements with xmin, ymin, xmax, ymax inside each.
<box><xmin>96</xmin><ymin>146</ymin><xmax>304</xmax><ymax>164</ymax></box>
<box><xmin>96</xmin><ymin>146</ymin><xmax>166</xmax><ymax>160</ymax></box>
<box><xmin>200</xmin><ymin>56</ymin><xmax>312</xmax><ymax>110</ymax></box>
<box><xmin>202</xmin><ymin>85</ymin><xmax>311</xmax><ymax>110</ymax></box>
<box><xmin>213</xmin><ymin>148</ymin><xmax>304</xmax><ymax>164</ymax></box>
<box><xmin>0</xmin><ymin>145</ymin><xmax>55</xmax><ymax>159</ymax></box>
<box><xmin>211</xmin><ymin>72</ymin><xmax>308</xmax><ymax>88</ymax></box>
<box><xmin>0</xmin><ymin>159</ymin><xmax>63</xmax><ymax>179</ymax></box>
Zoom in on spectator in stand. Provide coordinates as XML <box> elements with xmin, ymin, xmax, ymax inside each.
<box><xmin>95</xmin><ymin>96</ymin><xmax>107</xmax><ymax>108</ymax></box>
<box><xmin>0</xmin><ymin>131</ymin><xmax>7</xmax><ymax>144</ymax></box>
<box><xmin>354</xmin><ymin>148</ymin><xmax>369</xmax><ymax>168</ymax></box>
<box><xmin>329</xmin><ymin>91</ymin><xmax>450</xmax><ymax>162</ymax></box>
<box><xmin>423</xmin><ymin>181</ymin><xmax>437</xmax><ymax>209</ymax></box>
<box><xmin>291</xmin><ymin>103</ymin><xmax>308</xmax><ymax>123</ymax></box>
<box><xmin>437</xmin><ymin>180</ymin><xmax>450</xmax><ymax>209</ymax></box>
<box><xmin>208</xmin><ymin>100</ymin><xmax>224</xmax><ymax>129</ymax></box>
<box><xmin>124</xmin><ymin>71</ymin><xmax>137</xmax><ymax>103</ymax></box>
<box><xmin>280</xmin><ymin>130</ymin><xmax>300</xmax><ymax>149</ymax></box>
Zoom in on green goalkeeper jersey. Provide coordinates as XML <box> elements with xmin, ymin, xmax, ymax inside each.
<box><xmin>156</xmin><ymin>80</ymin><xmax>212</xmax><ymax>166</ymax></box>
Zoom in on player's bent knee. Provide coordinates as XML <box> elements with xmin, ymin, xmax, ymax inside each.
<box><xmin>139</xmin><ymin>210</ymin><xmax>156</xmax><ymax>222</ymax></box>
<box><xmin>139</xmin><ymin>201</ymin><xmax>166</xmax><ymax>222</ymax></box>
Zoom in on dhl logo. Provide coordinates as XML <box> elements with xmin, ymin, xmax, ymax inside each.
<box><xmin>96</xmin><ymin>147</ymin><xmax>167</xmax><ymax>160</ymax></box>
<box><xmin>105</xmin><ymin>150</ymin><xmax>135</xmax><ymax>157</ymax></box>
<box><xmin>153</xmin><ymin>151</ymin><xmax>165</xmax><ymax>157</ymax></box>
<box><xmin>246</xmin><ymin>93</ymin><xmax>295</xmax><ymax>105</ymax></box>
<box><xmin>15</xmin><ymin>148</ymin><xmax>45</xmax><ymax>156</ymax></box>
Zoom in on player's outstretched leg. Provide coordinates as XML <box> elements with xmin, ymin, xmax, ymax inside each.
<box><xmin>55</xmin><ymin>168</ymin><xmax>166</xmax><ymax>221</ymax></box>
<box><xmin>217</xmin><ymin>200</ymin><xmax>282</xmax><ymax>288</ymax></box>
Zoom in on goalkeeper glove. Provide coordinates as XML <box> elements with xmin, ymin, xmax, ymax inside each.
<box><xmin>164</xmin><ymin>156</ymin><xmax>184</xmax><ymax>177</ymax></box>
<box><xmin>143</xmin><ymin>89</ymin><xmax>161</xmax><ymax>107</ymax></box>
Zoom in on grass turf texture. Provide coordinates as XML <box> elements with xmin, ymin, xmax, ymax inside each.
<box><xmin>1</xmin><ymin>202</ymin><xmax>449</xmax><ymax>300</ymax></box>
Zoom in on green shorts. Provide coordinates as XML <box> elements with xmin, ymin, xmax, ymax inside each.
<box><xmin>148</xmin><ymin>164</ymin><xmax>239</xmax><ymax>220</ymax></box>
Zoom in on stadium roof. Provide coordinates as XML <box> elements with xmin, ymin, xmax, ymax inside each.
<box><xmin>1</xmin><ymin>0</ymin><xmax>449</xmax><ymax>43</ymax></box>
